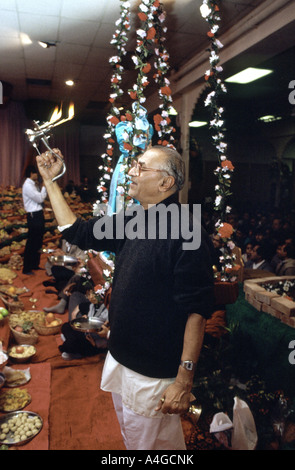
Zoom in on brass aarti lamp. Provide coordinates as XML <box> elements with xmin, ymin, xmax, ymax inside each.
<box><xmin>25</xmin><ymin>103</ymin><xmax>74</xmax><ymax>182</ymax></box>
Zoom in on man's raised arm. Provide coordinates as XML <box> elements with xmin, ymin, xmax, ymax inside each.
<box><xmin>36</xmin><ymin>148</ymin><xmax>77</xmax><ymax>227</ymax></box>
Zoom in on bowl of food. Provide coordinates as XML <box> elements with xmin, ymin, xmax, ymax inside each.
<box><xmin>0</xmin><ymin>411</ymin><xmax>43</xmax><ymax>446</ymax></box>
<box><xmin>34</xmin><ymin>313</ymin><xmax>62</xmax><ymax>335</ymax></box>
<box><xmin>8</xmin><ymin>344</ymin><xmax>36</xmax><ymax>363</ymax></box>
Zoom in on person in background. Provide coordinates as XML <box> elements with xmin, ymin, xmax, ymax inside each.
<box><xmin>242</xmin><ymin>242</ymin><xmax>253</xmax><ymax>264</ymax></box>
<box><xmin>22</xmin><ymin>164</ymin><xmax>47</xmax><ymax>275</ymax></box>
<box><xmin>275</xmin><ymin>243</ymin><xmax>295</xmax><ymax>276</ymax></box>
<box><xmin>245</xmin><ymin>243</ymin><xmax>273</xmax><ymax>272</ymax></box>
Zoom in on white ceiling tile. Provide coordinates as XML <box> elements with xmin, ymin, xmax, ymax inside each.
<box><xmin>86</xmin><ymin>46</ymin><xmax>112</xmax><ymax>66</ymax></box>
<box><xmin>18</xmin><ymin>12</ymin><xmax>60</xmax><ymax>42</ymax></box>
<box><xmin>23</xmin><ymin>42</ymin><xmax>57</xmax><ymax>62</ymax></box>
<box><xmin>61</xmin><ymin>0</ymin><xmax>108</xmax><ymax>21</ymax></box>
<box><xmin>53</xmin><ymin>62</ymin><xmax>83</xmax><ymax>81</ymax></box>
<box><xmin>59</xmin><ymin>18</ymin><xmax>99</xmax><ymax>46</ymax></box>
<box><xmin>100</xmin><ymin>0</ymin><xmax>125</xmax><ymax>22</ymax></box>
<box><xmin>25</xmin><ymin>58</ymin><xmax>55</xmax><ymax>80</ymax></box>
<box><xmin>0</xmin><ymin>10</ymin><xmax>19</xmax><ymax>37</ymax></box>
<box><xmin>93</xmin><ymin>23</ymin><xmax>114</xmax><ymax>48</ymax></box>
<box><xmin>0</xmin><ymin>36</ymin><xmax>23</xmax><ymax>58</ymax></box>
<box><xmin>0</xmin><ymin>0</ymin><xmax>17</xmax><ymax>10</ymax></box>
<box><xmin>16</xmin><ymin>0</ymin><xmax>62</xmax><ymax>16</ymax></box>
<box><xmin>0</xmin><ymin>58</ymin><xmax>26</xmax><ymax>79</ymax></box>
<box><xmin>55</xmin><ymin>43</ymin><xmax>90</xmax><ymax>65</ymax></box>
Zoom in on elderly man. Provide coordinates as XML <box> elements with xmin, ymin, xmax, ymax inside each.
<box><xmin>36</xmin><ymin>146</ymin><xmax>214</xmax><ymax>450</ymax></box>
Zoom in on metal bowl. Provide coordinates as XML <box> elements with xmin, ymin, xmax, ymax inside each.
<box><xmin>70</xmin><ymin>317</ymin><xmax>104</xmax><ymax>333</ymax></box>
<box><xmin>8</xmin><ymin>344</ymin><xmax>36</xmax><ymax>363</ymax></box>
<box><xmin>0</xmin><ymin>411</ymin><xmax>43</xmax><ymax>446</ymax></box>
<box><xmin>48</xmin><ymin>255</ymin><xmax>78</xmax><ymax>266</ymax></box>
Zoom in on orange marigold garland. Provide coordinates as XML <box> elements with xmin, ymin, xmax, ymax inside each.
<box><xmin>201</xmin><ymin>0</ymin><xmax>238</xmax><ymax>281</ymax></box>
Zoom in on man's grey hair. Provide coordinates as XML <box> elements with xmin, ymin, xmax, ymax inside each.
<box><xmin>153</xmin><ymin>145</ymin><xmax>185</xmax><ymax>191</ymax></box>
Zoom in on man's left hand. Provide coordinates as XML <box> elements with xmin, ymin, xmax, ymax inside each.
<box><xmin>155</xmin><ymin>381</ymin><xmax>191</xmax><ymax>415</ymax></box>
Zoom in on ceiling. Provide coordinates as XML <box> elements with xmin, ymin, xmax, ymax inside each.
<box><xmin>0</xmin><ymin>0</ymin><xmax>294</xmax><ymax>126</ymax></box>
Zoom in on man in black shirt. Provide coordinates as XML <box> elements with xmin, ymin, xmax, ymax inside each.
<box><xmin>36</xmin><ymin>145</ymin><xmax>214</xmax><ymax>450</ymax></box>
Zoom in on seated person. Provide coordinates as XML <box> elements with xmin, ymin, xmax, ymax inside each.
<box><xmin>44</xmin><ymin>238</ymin><xmax>87</xmax><ymax>289</ymax></box>
<box><xmin>242</xmin><ymin>242</ymin><xmax>253</xmax><ymax>264</ymax></box>
<box><xmin>59</xmin><ymin>289</ymin><xmax>109</xmax><ymax>360</ymax></box>
<box><xmin>244</xmin><ymin>243</ymin><xmax>273</xmax><ymax>272</ymax></box>
<box><xmin>44</xmin><ymin>273</ymin><xmax>92</xmax><ymax>314</ymax></box>
<box><xmin>275</xmin><ymin>243</ymin><xmax>295</xmax><ymax>276</ymax></box>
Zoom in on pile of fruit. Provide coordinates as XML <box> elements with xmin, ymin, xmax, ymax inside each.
<box><xmin>0</xmin><ymin>307</ymin><xmax>9</xmax><ymax>322</ymax></box>
<box><xmin>44</xmin><ymin>312</ymin><xmax>61</xmax><ymax>327</ymax></box>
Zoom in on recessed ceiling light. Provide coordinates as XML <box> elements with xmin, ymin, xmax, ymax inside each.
<box><xmin>225</xmin><ymin>67</ymin><xmax>273</xmax><ymax>84</ymax></box>
<box><xmin>65</xmin><ymin>80</ymin><xmax>75</xmax><ymax>87</ymax></box>
<box><xmin>188</xmin><ymin>121</ymin><xmax>207</xmax><ymax>128</ymax></box>
<box><xmin>38</xmin><ymin>41</ymin><xmax>57</xmax><ymax>49</ymax></box>
<box><xmin>258</xmin><ymin>115</ymin><xmax>282</xmax><ymax>123</ymax></box>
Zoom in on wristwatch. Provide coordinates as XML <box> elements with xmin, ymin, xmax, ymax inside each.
<box><xmin>180</xmin><ymin>360</ymin><xmax>195</xmax><ymax>371</ymax></box>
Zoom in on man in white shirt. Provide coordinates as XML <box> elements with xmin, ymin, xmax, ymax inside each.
<box><xmin>22</xmin><ymin>165</ymin><xmax>47</xmax><ymax>275</ymax></box>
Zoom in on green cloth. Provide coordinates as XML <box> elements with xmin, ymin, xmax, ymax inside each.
<box><xmin>226</xmin><ymin>284</ymin><xmax>295</xmax><ymax>397</ymax></box>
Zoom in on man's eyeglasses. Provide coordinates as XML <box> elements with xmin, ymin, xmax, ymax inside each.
<box><xmin>129</xmin><ymin>160</ymin><xmax>170</xmax><ymax>177</ymax></box>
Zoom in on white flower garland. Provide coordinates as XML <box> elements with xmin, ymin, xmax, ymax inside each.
<box><xmin>201</xmin><ymin>0</ymin><xmax>237</xmax><ymax>281</ymax></box>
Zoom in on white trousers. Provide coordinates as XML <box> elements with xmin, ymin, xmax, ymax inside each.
<box><xmin>112</xmin><ymin>392</ymin><xmax>186</xmax><ymax>451</ymax></box>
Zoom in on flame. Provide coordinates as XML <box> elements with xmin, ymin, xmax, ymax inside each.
<box><xmin>50</xmin><ymin>105</ymin><xmax>62</xmax><ymax>124</ymax></box>
<box><xmin>68</xmin><ymin>102</ymin><xmax>75</xmax><ymax>120</ymax></box>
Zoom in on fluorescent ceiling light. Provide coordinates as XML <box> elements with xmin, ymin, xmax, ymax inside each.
<box><xmin>65</xmin><ymin>80</ymin><xmax>75</xmax><ymax>86</ymax></box>
<box><xmin>258</xmin><ymin>115</ymin><xmax>282</xmax><ymax>123</ymax></box>
<box><xmin>168</xmin><ymin>106</ymin><xmax>178</xmax><ymax>116</ymax></box>
<box><xmin>225</xmin><ymin>67</ymin><xmax>273</xmax><ymax>84</ymax></box>
<box><xmin>189</xmin><ymin>121</ymin><xmax>207</xmax><ymax>128</ymax></box>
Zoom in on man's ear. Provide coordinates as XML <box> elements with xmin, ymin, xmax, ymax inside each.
<box><xmin>159</xmin><ymin>175</ymin><xmax>175</xmax><ymax>192</ymax></box>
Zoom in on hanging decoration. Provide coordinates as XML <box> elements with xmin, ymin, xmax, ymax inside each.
<box><xmin>94</xmin><ymin>0</ymin><xmax>175</xmax><ymax>216</ymax></box>
<box><xmin>201</xmin><ymin>0</ymin><xmax>239</xmax><ymax>282</ymax></box>
<box><xmin>94</xmin><ymin>0</ymin><xmax>131</xmax><ymax>214</ymax></box>
<box><xmin>90</xmin><ymin>0</ymin><xmax>175</xmax><ymax>301</ymax></box>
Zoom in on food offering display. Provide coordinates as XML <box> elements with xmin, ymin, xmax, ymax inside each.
<box><xmin>2</xmin><ymin>367</ymin><xmax>31</xmax><ymax>388</ymax></box>
<box><xmin>0</xmin><ymin>388</ymin><xmax>31</xmax><ymax>412</ymax></box>
<box><xmin>0</xmin><ymin>340</ymin><xmax>43</xmax><ymax>447</ymax></box>
<box><xmin>0</xmin><ymin>411</ymin><xmax>43</xmax><ymax>446</ymax></box>
<box><xmin>33</xmin><ymin>313</ymin><xmax>62</xmax><ymax>335</ymax></box>
<box><xmin>9</xmin><ymin>311</ymin><xmax>42</xmax><ymax>345</ymax></box>
<box><xmin>8</xmin><ymin>345</ymin><xmax>36</xmax><ymax>364</ymax></box>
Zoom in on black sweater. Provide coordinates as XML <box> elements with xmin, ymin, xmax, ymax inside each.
<box><xmin>62</xmin><ymin>195</ymin><xmax>214</xmax><ymax>378</ymax></box>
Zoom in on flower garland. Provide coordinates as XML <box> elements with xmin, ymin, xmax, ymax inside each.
<box><xmin>201</xmin><ymin>0</ymin><xmax>238</xmax><ymax>281</ymax></box>
<box><xmin>94</xmin><ymin>0</ymin><xmax>176</xmax><ymax>214</ymax></box>
<box><xmin>94</xmin><ymin>0</ymin><xmax>131</xmax><ymax>213</ymax></box>
<box><xmin>151</xmin><ymin>2</ymin><xmax>176</xmax><ymax>148</ymax></box>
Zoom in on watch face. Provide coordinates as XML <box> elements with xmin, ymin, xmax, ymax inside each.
<box><xmin>182</xmin><ymin>360</ymin><xmax>194</xmax><ymax>370</ymax></box>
